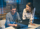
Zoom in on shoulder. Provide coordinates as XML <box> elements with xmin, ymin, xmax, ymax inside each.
<box><xmin>32</xmin><ymin>8</ymin><xmax>36</xmax><ymax>12</ymax></box>
<box><xmin>6</xmin><ymin>12</ymin><xmax>11</xmax><ymax>16</ymax></box>
<box><xmin>32</xmin><ymin>8</ymin><xmax>36</xmax><ymax>14</ymax></box>
<box><xmin>23</xmin><ymin>8</ymin><xmax>26</xmax><ymax>11</ymax></box>
<box><xmin>16</xmin><ymin>12</ymin><xmax>19</xmax><ymax>15</ymax></box>
<box><xmin>33</xmin><ymin>8</ymin><xmax>36</xmax><ymax>11</ymax></box>
<box><xmin>23</xmin><ymin>8</ymin><xmax>26</xmax><ymax>13</ymax></box>
<box><xmin>15</xmin><ymin>12</ymin><xmax>20</xmax><ymax>16</ymax></box>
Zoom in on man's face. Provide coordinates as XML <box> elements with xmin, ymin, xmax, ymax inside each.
<box><xmin>11</xmin><ymin>8</ymin><xmax>16</xmax><ymax>14</ymax></box>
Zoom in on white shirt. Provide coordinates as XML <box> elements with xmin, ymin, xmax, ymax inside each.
<box><xmin>22</xmin><ymin>8</ymin><xmax>36</xmax><ymax>22</ymax></box>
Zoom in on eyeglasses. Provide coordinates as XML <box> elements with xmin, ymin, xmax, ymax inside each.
<box><xmin>11</xmin><ymin>10</ymin><xmax>16</xmax><ymax>11</ymax></box>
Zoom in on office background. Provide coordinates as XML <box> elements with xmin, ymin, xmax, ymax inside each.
<box><xmin>0</xmin><ymin>0</ymin><xmax>40</xmax><ymax>24</ymax></box>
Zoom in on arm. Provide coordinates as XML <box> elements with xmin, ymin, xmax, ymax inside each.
<box><xmin>6</xmin><ymin>14</ymin><xmax>10</xmax><ymax>26</ymax></box>
<box><xmin>30</xmin><ymin>14</ymin><xmax>34</xmax><ymax>24</ymax></box>
<box><xmin>17</xmin><ymin>12</ymin><xmax>21</xmax><ymax>21</ymax></box>
<box><xmin>22</xmin><ymin>9</ymin><xmax>26</xmax><ymax>20</ymax></box>
<box><xmin>30</xmin><ymin>8</ymin><xmax>36</xmax><ymax>26</ymax></box>
<box><xmin>8</xmin><ymin>23</ymin><xmax>17</xmax><ymax>27</ymax></box>
<box><xmin>30</xmin><ymin>14</ymin><xmax>36</xmax><ymax>26</ymax></box>
<box><xmin>6</xmin><ymin>14</ymin><xmax>14</xmax><ymax>26</ymax></box>
<box><xmin>6</xmin><ymin>14</ymin><xmax>17</xmax><ymax>26</ymax></box>
<box><xmin>17</xmin><ymin>12</ymin><xmax>23</xmax><ymax>23</ymax></box>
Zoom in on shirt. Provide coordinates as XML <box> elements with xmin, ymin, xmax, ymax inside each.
<box><xmin>6</xmin><ymin>12</ymin><xmax>21</xmax><ymax>25</ymax></box>
<box><xmin>22</xmin><ymin>8</ymin><xmax>36</xmax><ymax>23</ymax></box>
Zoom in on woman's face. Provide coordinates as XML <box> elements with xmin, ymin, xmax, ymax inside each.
<box><xmin>26</xmin><ymin>5</ymin><xmax>31</xmax><ymax>12</ymax></box>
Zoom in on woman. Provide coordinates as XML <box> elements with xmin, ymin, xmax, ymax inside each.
<box><xmin>22</xmin><ymin>2</ymin><xmax>36</xmax><ymax>26</ymax></box>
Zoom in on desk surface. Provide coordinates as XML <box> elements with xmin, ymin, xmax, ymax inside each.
<box><xmin>5</xmin><ymin>24</ymin><xmax>40</xmax><ymax>29</ymax></box>
<box><xmin>0</xmin><ymin>20</ymin><xmax>40</xmax><ymax>29</ymax></box>
<box><xmin>5</xmin><ymin>26</ymin><xmax>15</xmax><ymax>29</ymax></box>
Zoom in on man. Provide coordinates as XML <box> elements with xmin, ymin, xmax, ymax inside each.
<box><xmin>5</xmin><ymin>6</ymin><xmax>21</xmax><ymax>27</ymax></box>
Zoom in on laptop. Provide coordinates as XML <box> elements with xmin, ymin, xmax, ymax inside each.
<box><xmin>21</xmin><ymin>19</ymin><xmax>29</xmax><ymax>25</ymax></box>
<box><xmin>18</xmin><ymin>18</ymin><xmax>29</xmax><ymax>25</ymax></box>
<box><xmin>14</xmin><ymin>19</ymin><xmax>29</xmax><ymax>28</ymax></box>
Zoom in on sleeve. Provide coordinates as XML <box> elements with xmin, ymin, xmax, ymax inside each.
<box><xmin>5</xmin><ymin>14</ymin><xmax>10</xmax><ymax>25</ymax></box>
<box><xmin>30</xmin><ymin>8</ymin><xmax>36</xmax><ymax>23</ymax></box>
<box><xmin>17</xmin><ymin>12</ymin><xmax>21</xmax><ymax>21</ymax></box>
<box><xmin>30</xmin><ymin>14</ymin><xmax>34</xmax><ymax>20</ymax></box>
<box><xmin>22</xmin><ymin>9</ymin><xmax>26</xmax><ymax>20</ymax></box>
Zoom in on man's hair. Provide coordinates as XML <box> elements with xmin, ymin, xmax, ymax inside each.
<box><xmin>10</xmin><ymin>5</ymin><xmax>16</xmax><ymax>10</ymax></box>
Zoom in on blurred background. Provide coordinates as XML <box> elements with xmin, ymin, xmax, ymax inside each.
<box><xmin>0</xmin><ymin>0</ymin><xmax>40</xmax><ymax>24</ymax></box>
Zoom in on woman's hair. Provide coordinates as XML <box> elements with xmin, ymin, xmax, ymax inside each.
<box><xmin>26</xmin><ymin>2</ymin><xmax>34</xmax><ymax>13</ymax></box>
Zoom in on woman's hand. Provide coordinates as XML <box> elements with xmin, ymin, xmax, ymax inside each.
<box><xmin>30</xmin><ymin>22</ymin><xmax>36</xmax><ymax>26</ymax></box>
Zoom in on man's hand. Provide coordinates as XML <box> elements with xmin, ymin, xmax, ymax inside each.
<box><xmin>9</xmin><ymin>24</ymin><xmax>17</xmax><ymax>27</ymax></box>
<box><xmin>11</xmin><ymin>24</ymin><xmax>17</xmax><ymax>27</ymax></box>
<box><xmin>14</xmin><ymin>24</ymin><xmax>17</xmax><ymax>27</ymax></box>
<box><xmin>9</xmin><ymin>24</ymin><xmax>15</xmax><ymax>26</ymax></box>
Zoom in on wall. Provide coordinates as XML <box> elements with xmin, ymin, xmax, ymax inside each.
<box><xmin>33</xmin><ymin>0</ymin><xmax>40</xmax><ymax>15</ymax></box>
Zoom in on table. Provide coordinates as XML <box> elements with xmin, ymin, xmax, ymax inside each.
<box><xmin>0</xmin><ymin>20</ymin><xmax>40</xmax><ymax>29</ymax></box>
<box><xmin>5</xmin><ymin>26</ymin><xmax>15</xmax><ymax>29</ymax></box>
<box><xmin>5</xmin><ymin>24</ymin><xmax>40</xmax><ymax>29</ymax></box>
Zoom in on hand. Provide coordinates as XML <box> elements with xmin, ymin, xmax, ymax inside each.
<box><xmin>9</xmin><ymin>24</ymin><xmax>17</xmax><ymax>27</ymax></box>
<box><xmin>14</xmin><ymin>24</ymin><xmax>17</xmax><ymax>27</ymax></box>
<box><xmin>9</xmin><ymin>24</ymin><xmax>15</xmax><ymax>26</ymax></box>
<box><xmin>30</xmin><ymin>22</ymin><xmax>36</xmax><ymax>26</ymax></box>
<box><xmin>31</xmin><ymin>23</ymin><xmax>36</xmax><ymax>26</ymax></box>
<box><xmin>30</xmin><ymin>20</ymin><xmax>36</xmax><ymax>26</ymax></box>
